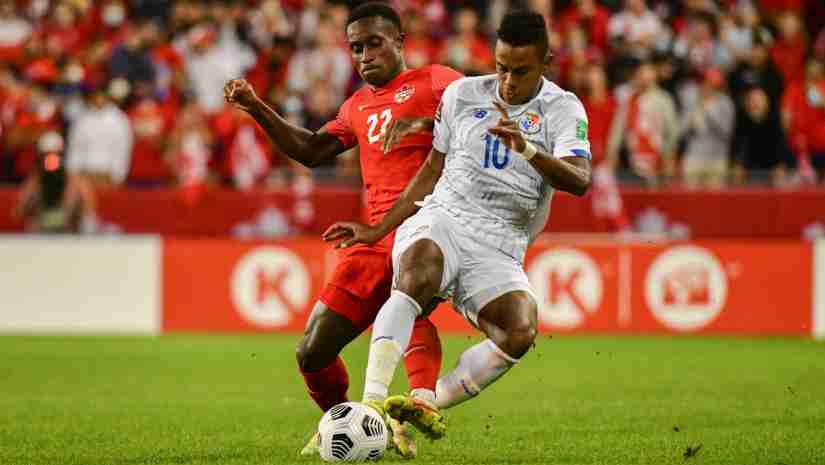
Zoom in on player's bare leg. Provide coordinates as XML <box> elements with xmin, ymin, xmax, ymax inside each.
<box><xmin>297</xmin><ymin>303</ymin><xmax>361</xmax><ymax>409</ymax></box>
<box><xmin>433</xmin><ymin>291</ymin><xmax>537</xmax><ymax>409</ymax></box>
<box><xmin>297</xmin><ymin>303</ymin><xmax>361</xmax><ymax>456</ymax></box>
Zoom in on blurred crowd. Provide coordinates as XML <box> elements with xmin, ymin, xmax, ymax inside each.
<box><xmin>2</xmin><ymin>0</ymin><xmax>825</xmax><ymax>199</ymax></box>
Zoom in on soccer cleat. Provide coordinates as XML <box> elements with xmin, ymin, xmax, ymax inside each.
<box><xmin>384</xmin><ymin>394</ymin><xmax>447</xmax><ymax>440</ymax></box>
<box><xmin>362</xmin><ymin>400</ymin><xmax>417</xmax><ymax>459</ymax></box>
<box><xmin>363</xmin><ymin>400</ymin><xmax>387</xmax><ymax>419</ymax></box>
<box><xmin>388</xmin><ymin>417</ymin><xmax>417</xmax><ymax>459</ymax></box>
<box><xmin>298</xmin><ymin>431</ymin><xmax>320</xmax><ymax>457</ymax></box>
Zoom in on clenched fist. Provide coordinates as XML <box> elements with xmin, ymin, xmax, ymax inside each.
<box><xmin>224</xmin><ymin>79</ymin><xmax>259</xmax><ymax>112</ymax></box>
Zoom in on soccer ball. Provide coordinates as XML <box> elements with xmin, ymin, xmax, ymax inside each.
<box><xmin>318</xmin><ymin>402</ymin><xmax>388</xmax><ymax>462</ymax></box>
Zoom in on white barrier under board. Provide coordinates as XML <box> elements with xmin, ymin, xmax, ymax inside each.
<box><xmin>0</xmin><ymin>236</ymin><xmax>161</xmax><ymax>334</ymax></box>
<box><xmin>815</xmin><ymin>239</ymin><xmax>825</xmax><ymax>340</ymax></box>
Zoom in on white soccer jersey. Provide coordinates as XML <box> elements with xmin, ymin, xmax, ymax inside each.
<box><xmin>424</xmin><ymin>75</ymin><xmax>591</xmax><ymax>259</ymax></box>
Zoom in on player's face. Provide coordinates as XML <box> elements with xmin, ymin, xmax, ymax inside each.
<box><xmin>494</xmin><ymin>40</ymin><xmax>547</xmax><ymax>105</ymax></box>
<box><xmin>347</xmin><ymin>17</ymin><xmax>404</xmax><ymax>87</ymax></box>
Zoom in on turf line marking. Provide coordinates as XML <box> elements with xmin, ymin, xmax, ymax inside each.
<box><xmin>618</xmin><ymin>247</ymin><xmax>631</xmax><ymax>328</ymax></box>
<box><xmin>814</xmin><ymin>239</ymin><xmax>825</xmax><ymax>340</ymax></box>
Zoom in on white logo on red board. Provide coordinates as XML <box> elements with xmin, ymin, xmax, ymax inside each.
<box><xmin>231</xmin><ymin>247</ymin><xmax>310</xmax><ymax>327</ymax></box>
<box><xmin>644</xmin><ymin>245</ymin><xmax>727</xmax><ymax>332</ymax></box>
<box><xmin>528</xmin><ymin>248</ymin><xmax>602</xmax><ymax>328</ymax></box>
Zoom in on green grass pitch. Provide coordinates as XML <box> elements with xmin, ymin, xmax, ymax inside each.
<box><xmin>1</xmin><ymin>334</ymin><xmax>823</xmax><ymax>465</ymax></box>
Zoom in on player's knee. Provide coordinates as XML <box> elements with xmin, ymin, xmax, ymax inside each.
<box><xmin>503</xmin><ymin>296</ymin><xmax>538</xmax><ymax>358</ymax></box>
<box><xmin>396</xmin><ymin>240</ymin><xmax>443</xmax><ymax>305</ymax></box>
<box><xmin>396</xmin><ymin>270</ymin><xmax>439</xmax><ymax>304</ymax></box>
<box><xmin>502</xmin><ymin>321</ymin><xmax>538</xmax><ymax>359</ymax></box>
<box><xmin>296</xmin><ymin>335</ymin><xmax>334</xmax><ymax>372</ymax></box>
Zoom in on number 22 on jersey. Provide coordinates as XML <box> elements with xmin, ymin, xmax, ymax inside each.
<box><xmin>367</xmin><ymin>109</ymin><xmax>392</xmax><ymax>144</ymax></box>
<box><xmin>483</xmin><ymin>134</ymin><xmax>510</xmax><ymax>169</ymax></box>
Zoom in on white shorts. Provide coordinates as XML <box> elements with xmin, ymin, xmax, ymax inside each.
<box><xmin>392</xmin><ymin>205</ymin><xmax>535</xmax><ymax>326</ymax></box>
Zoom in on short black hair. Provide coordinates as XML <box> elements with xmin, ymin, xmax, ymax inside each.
<box><xmin>497</xmin><ymin>10</ymin><xmax>549</xmax><ymax>57</ymax></box>
<box><xmin>346</xmin><ymin>1</ymin><xmax>402</xmax><ymax>34</ymax></box>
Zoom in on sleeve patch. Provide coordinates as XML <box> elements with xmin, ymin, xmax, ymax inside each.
<box><xmin>576</xmin><ymin>119</ymin><xmax>588</xmax><ymax>141</ymax></box>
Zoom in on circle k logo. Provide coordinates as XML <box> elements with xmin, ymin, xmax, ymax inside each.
<box><xmin>645</xmin><ymin>245</ymin><xmax>728</xmax><ymax>332</ymax></box>
<box><xmin>528</xmin><ymin>247</ymin><xmax>603</xmax><ymax>328</ymax></box>
<box><xmin>231</xmin><ymin>247</ymin><xmax>310</xmax><ymax>328</ymax></box>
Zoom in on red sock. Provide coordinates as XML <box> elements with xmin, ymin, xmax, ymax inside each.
<box><xmin>404</xmin><ymin>318</ymin><xmax>442</xmax><ymax>392</ymax></box>
<box><xmin>300</xmin><ymin>357</ymin><xmax>349</xmax><ymax>412</ymax></box>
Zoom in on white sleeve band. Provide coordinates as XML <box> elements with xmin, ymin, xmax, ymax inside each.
<box><xmin>517</xmin><ymin>141</ymin><xmax>538</xmax><ymax>161</ymax></box>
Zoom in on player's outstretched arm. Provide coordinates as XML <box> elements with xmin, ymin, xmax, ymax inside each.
<box><xmin>488</xmin><ymin>102</ymin><xmax>592</xmax><ymax>196</ymax></box>
<box><xmin>323</xmin><ymin>148</ymin><xmax>446</xmax><ymax>249</ymax></box>
<box><xmin>224</xmin><ymin>79</ymin><xmax>345</xmax><ymax>168</ymax></box>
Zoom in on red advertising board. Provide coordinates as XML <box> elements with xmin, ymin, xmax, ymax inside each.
<box><xmin>162</xmin><ymin>239</ymin><xmax>813</xmax><ymax>336</ymax></box>
<box><xmin>163</xmin><ymin>239</ymin><xmax>333</xmax><ymax>332</ymax></box>
<box><xmin>526</xmin><ymin>239</ymin><xmax>813</xmax><ymax>335</ymax></box>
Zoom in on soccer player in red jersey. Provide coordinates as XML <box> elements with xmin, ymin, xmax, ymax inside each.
<box><xmin>224</xmin><ymin>2</ymin><xmax>461</xmax><ymax>457</ymax></box>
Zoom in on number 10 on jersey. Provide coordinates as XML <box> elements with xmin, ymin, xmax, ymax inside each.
<box><xmin>484</xmin><ymin>134</ymin><xmax>510</xmax><ymax>169</ymax></box>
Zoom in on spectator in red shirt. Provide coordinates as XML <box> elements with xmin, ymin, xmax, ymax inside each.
<box><xmin>37</xmin><ymin>1</ymin><xmax>91</xmax><ymax>58</ymax></box>
<box><xmin>127</xmin><ymin>92</ymin><xmax>172</xmax><ymax>186</ymax></box>
<box><xmin>164</xmin><ymin>100</ymin><xmax>215</xmax><ymax>201</ymax></box>
<box><xmin>770</xmin><ymin>11</ymin><xmax>807</xmax><ymax>87</ymax></box>
<box><xmin>582</xmin><ymin>63</ymin><xmax>630</xmax><ymax>232</ymax></box>
<box><xmin>558</xmin><ymin>0</ymin><xmax>611</xmax><ymax>53</ymax></box>
<box><xmin>438</xmin><ymin>7</ymin><xmax>494</xmax><ymax>76</ymax></box>
<box><xmin>783</xmin><ymin>58</ymin><xmax>825</xmax><ymax>182</ymax></box>
<box><xmin>6</xmin><ymin>83</ymin><xmax>62</xmax><ymax>181</ymax></box>
<box><xmin>582</xmin><ymin>64</ymin><xmax>617</xmax><ymax>166</ymax></box>
<box><xmin>556</xmin><ymin>25</ymin><xmax>604</xmax><ymax>91</ymax></box>
<box><xmin>403</xmin><ymin>10</ymin><xmax>440</xmax><ymax>69</ymax></box>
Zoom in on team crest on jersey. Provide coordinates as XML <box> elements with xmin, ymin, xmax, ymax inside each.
<box><xmin>518</xmin><ymin>112</ymin><xmax>542</xmax><ymax>134</ymax></box>
<box><xmin>394</xmin><ymin>84</ymin><xmax>415</xmax><ymax>103</ymax></box>
<box><xmin>473</xmin><ymin>109</ymin><xmax>488</xmax><ymax>119</ymax></box>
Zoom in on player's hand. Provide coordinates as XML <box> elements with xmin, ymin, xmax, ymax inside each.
<box><xmin>322</xmin><ymin>221</ymin><xmax>383</xmax><ymax>249</ymax></box>
<box><xmin>380</xmin><ymin>118</ymin><xmax>427</xmax><ymax>154</ymax></box>
<box><xmin>488</xmin><ymin>101</ymin><xmax>526</xmax><ymax>153</ymax></box>
<box><xmin>224</xmin><ymin>78</ymin><xmax>259</xmax><ymax>112</ymax></box>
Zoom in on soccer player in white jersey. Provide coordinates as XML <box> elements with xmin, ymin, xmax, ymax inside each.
<box><xmin>322</xmin><ymin>10</ymin><xmax>592</xmax><ymax>438</ymax></box>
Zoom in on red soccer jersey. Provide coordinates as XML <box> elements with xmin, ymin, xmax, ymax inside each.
<box><xmin>326</xmin><ymin>64</ymin><xmax>462</xmax><ymax>225</ymax></box>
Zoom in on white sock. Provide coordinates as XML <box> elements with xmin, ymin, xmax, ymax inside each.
<box><xmin>363</xmin><ymin>290</ymin><xmax>422</xmax><ymax>402</ymax></box>
<box><xmin>434</xmin><ymin>339</ymin><xmax>518</xmax><ymax>409</ymax></box>
<box><xmin>410</xmin><ymin>388</ymin><xmax>436</xmax><ymax>405</ymax></box>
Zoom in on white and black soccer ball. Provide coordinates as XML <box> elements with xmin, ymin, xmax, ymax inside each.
<box><xmin>318</xmin><ymin>402</ymin><xmax>388</xmax><ymax>462</ymax></box>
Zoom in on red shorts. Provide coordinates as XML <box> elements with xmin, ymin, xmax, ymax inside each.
<box><xmin>319</xmin><ymin>236</ymin><xmax>395</xmax><ymax>332</ymax></box>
